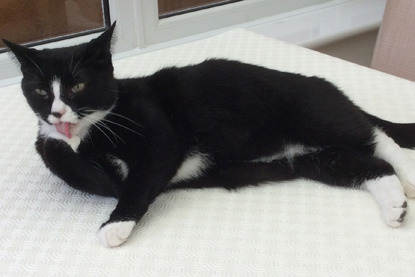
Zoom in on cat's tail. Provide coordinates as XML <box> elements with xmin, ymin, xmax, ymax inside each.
<box><xmin>365</xmin><ymin>112</ymin><xmax>415</xmax><ymax>149</ymax></box>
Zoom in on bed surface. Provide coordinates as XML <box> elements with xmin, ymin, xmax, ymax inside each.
<box><xmin>1</xmin><ymin>29</ymin><xmax>415</xmax><ymax>276</ymax></box>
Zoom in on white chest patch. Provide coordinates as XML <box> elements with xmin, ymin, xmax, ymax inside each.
<box><xmin>75</xmin><ymin>110</ymin><xmax>111</xmax><ymax>140</ymax></box>
<box><xmin>170</xmin><ymin>151</ymin><xmax>211</xmax><ymax>184</ymax></box>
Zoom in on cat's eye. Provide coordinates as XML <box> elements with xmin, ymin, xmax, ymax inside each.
<box><xmin>34</xmin><ymin>88</ymin><xmax>48</xmax><ymax>98</ymax></box>
<box><xmin>72</xmin><ymin>83</ymin><xmax>85</xmax><ymax>94</ymax></box>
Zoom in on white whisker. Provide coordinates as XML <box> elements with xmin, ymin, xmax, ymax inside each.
<box><xmin>84</xmin><ymin>109</ymin><xmax>144</xmax><ymax>129</ymax></box>
<box><xmin>69</xmin><ymin>49</ymin><xmax>75</xmax><ymax>74</ymax></box>
<box><xmin>23</xmin><ymin>70</ymin><xmax>41</xmax><ymax>80</ymax></box>
<box><xmin>90</xmin><ymin>160</ymin><xmax>104</xmax><ymax>171</ymax></box>
<box><xmin>101</xmin><ymin>118</ymin><xmax>145</xmax><ymax>138</ymax></box>
<box><xmin>82</xmin><ymin>109</ymin><xmax>145</xmax><ymax>137</ymax></box>
<box><xmin>24</xmin><ymin>54</ymin><xmax>45</xmax><ymax>77</ymax></box>
<box><xmin>81</xmin><ymin>115</ymin><xmax>117</xmax><ymax>147</ymax></box>
<box><xmin>95</xmin><ymin>121</ymin><xmax>126</xmax><ymax>144</ymax></box>
<box><xmin>81</xmin><ymin>112</ymin><xmax>126</xmax><ymax>144</ymax></box>
<box><xmin>93</xmin><ymin>124</ymin><xmax>117</xmax><ymax>148</ymax></box>
<box><xmin>107</xmin><ymin>112</ymin><xmax>144</xmax><ymax>128</ymax></box>
<box><xmin>71</xmin><ymin>56</ymin><xmax>84</xmax><ymax>77</ymax></box>
<box><xmin>86</xmin><ymin>131</ymin><xmax>94</xmax><ymax>146</ymax></box>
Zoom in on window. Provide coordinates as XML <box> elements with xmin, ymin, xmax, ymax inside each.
<box><xmin>0</xmin><ymin>0</ymin><xmax>382</xmax><ymax>85</ymax></box>
<box><xmin>139</xmin><ymin>0</ymin><xmax>333</xmax><ymax>46</ymax></box>
<box><xmin>158</xmin><ymin>0</ymin><xmax>242</xmax><ymax>18</ymax></box>
<box><xmin>0</xmin><ymin>0</ymin><xmax>110</xmax><ymax>52</ymax></box>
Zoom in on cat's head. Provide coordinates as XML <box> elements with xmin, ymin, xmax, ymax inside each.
<box><xmin>2</xmin><ymin>23</ymin><xmax>118</xmax><ymax>139</ymax></box>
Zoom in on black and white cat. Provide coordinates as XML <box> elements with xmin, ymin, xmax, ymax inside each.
<box><xmin>4</xmin><ymin>23</ymin><xmax>415</xmax><ymax>247</ymax></box>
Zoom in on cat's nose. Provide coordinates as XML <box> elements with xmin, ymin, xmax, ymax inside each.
<box><xmin>52</xmin><ymin>112</ymin><xmax>62</xmax><ymax>118</ymax></box>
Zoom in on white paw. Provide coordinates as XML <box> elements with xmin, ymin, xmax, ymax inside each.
<box><xmin>380</xmin><ymin>197</ymin><xmax>407</xmax><ymax>228</ymax></box>
<box><xmin>400</xmin><ymin>172</ymin><xmax>415</xmax><ymax>198</ymax></box>
<box><xmin>48</xmin><ymin>132</ymin><xmax>81</xmax><ymax>152</ymax></box>
<box><xmin>97</xmin><ymin>221</ymin><xmax>136</xmax><ymax>248</ymax></box>
<box><xmin>363</xmin><ymin>175</ymin><xmax>407</xmax><ymax>227</ymax></box>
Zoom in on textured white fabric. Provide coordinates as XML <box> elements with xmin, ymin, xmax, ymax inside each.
<box><xmin>1</xmin><ymin>29</ymin><xmax>415</xmax><ymax>276</ymax></box>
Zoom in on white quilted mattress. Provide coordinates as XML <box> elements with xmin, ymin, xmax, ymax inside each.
<box><xmin>1</xmin><ymin>29</ymin><xmax>415</xmax><ymax>276</ymax></box>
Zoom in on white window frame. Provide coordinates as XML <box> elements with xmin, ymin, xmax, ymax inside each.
<box><xmin>0</xmin><ymin>0</ymin><xmax>384</xmax><ymax>86</ymax></box>
<box><xmin>139</xmin><ymin>0</ymin><xmax>332</xmax><ymax>46</ymax></box>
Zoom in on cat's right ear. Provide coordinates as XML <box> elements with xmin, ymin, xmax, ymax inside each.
<box><xmin>83</xmin><ymin>22</ymin><xmax>116</xmax><ymax>66</ymax></box>
<box><xmin>93</xmin><ymin>21</ymin><xmax>117</xmax><ymax>50</ymax></box>
<box><xmin>2</xmin><ymin>39</ymin><xmax>37</xmax><ymax>67</ymax></box>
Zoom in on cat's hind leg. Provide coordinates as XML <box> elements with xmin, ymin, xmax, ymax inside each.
<box><xmin>373</xmin><ymin>128</ymin><xmax>415</xmax><ymax>197</ymax></box>
<box><xmin>174</xmin><ymin>147</ymin><xmax>408</xmax><ymax>227</ymax></box>
<box><xmin>362</xmin><ymin>175</ymin><xmax>407</xmax><ymax>227</ymax></box>
<box><xmin>294</xmin><ymin>147</ymin><xmax>407</xmax><ymax>227</ymax></box>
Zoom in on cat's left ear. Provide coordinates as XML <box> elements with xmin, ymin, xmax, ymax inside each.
<box><xmin>84</xmin><ymin>22</ymin><xmax>116</xmax><ymax>65</ymax></box>
<box><xmin>2</xmin><ymin>39</ymin><xmax>38</xmax><ymax>67</ymax></box>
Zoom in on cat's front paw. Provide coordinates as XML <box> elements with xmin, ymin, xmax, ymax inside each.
<box><xmin>48</xmin><ymin>132</ymin><xmax>81</xmax><ymax>152</ymax></box>
<box><xmin>97</xmin><ymin>220</ymin><xmax>136</xmax><ymax>248</ymax></box>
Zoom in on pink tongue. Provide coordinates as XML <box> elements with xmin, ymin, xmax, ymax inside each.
<box><xmin>55</xmin><ymin>122</ymin><xmax>71</xmax><ymax>138</ymax></box>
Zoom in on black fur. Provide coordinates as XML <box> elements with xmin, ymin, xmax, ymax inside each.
<box><xmin>3</xmin><ymin>23</ymin><xmax>415</xmax><ymax>239</ymax></box>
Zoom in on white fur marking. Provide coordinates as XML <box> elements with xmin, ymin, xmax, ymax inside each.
<box><xmin>38</xmin><ymin>78</ymin><xmax>113</xmax><ymax>151</ymax></box>
<box><xmin>41</xmin><ymin>109</ymin><xmax>111</xmax><ymax>141</ymax></box>
<box><xmin>74</xmin><ymin>110</ymin><xmax>111</xmax><ymax>140</ymax></box>
<box><xmin>39</xmin><ymin>119</ymin><xmax>81</xmax><ymax>152</ymax></box>
<box><xmin>373</xmin><ymin>129</ymin><xmax>415</xmax><ymax>197</ymax></box>
<box><xmin>170</xmin><ymin>151</ymin><xmax>211</xmax><ymax>183</ymax></box>
<box><xmin>51</xmin><ymin>78</ymin><xmax>66</xmax><ymax>115</ymax></box>
<box><xmin>47</xmin><ymin>132</ymin><xmax>81</xmax><ymax>152</ymax></box>
<box><xmin>97</xmin><ymin>221</ymin><xmax>136</xmax><ymax>248</ymax></box>
<box><xmin>39</xmin><ymin>119</ymin><xmax>57</xmax><ymax>137</ymax></box>
<box><xmin>362</xmin><ymin>175</ymin><xmax>407</xmax><ymax>227</ymax></box>
<box><xmin>108</xmin><ymin>156</ymin><xmax>129</xmax><ymax>180</ymax></box>
<box><xmin>252</xmin><ymin>144</ymin><xmax>318</xmax><ymax>164</ymax></box>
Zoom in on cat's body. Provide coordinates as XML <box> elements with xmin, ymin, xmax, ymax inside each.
<box><xmin>4</xmin><ymin>23</ymin><xmax>415</xmax><ymax>247</ymax></box>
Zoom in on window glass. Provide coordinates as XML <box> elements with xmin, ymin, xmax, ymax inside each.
<box><xmin>0</xmin><ymin>0</ymin><xmax>110</xmax><ymax>51</ymax></box>
<box><xmin>158</xmin><ymin>0</ymin><xmax>242</xmax><ymax>18</ymax></box>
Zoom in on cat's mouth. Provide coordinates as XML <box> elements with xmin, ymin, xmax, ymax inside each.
<box><xmin>55</xmin><ymin>122</ymin><xmax>74</xmax><ymax>138</ymax></box>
